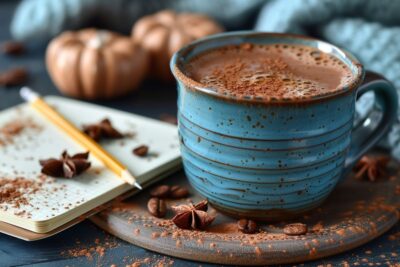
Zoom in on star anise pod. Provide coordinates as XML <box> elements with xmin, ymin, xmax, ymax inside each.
<box><xmin>39</xmin><ymin>151</ymin><xmax>91</xmax><ymax>178</ymax></box>
<box><xmin>353</xmin><ymin>155</ymin><xmax>390</xmax><ymax>182</ymax></box>
<box><xmin>82</xmin><ymin>118</ymin><xmax>123</xmax><ymax>141</ymax></box>
<box><xmin>171</xmin><ymin>200</ymin><xmax>215</xmax><ymax>230</ymax></box>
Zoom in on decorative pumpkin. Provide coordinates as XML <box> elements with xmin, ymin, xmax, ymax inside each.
<box><xmin>131</xmin><ymin>10</ymin><xmax>223</xmax><ymax>82</ymax></box>
<box><xmin>46</xmin><ymin>28</ymin><xmax>149</xmax><ymax>100</ymax></box>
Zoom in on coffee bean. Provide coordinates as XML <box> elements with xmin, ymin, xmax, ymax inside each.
<box><xmin>283</xmin><ymin>223</ymin><xmax>308</xmax><ymax>236</ymax></box>
<box><xmin>170</xmin><ymin>185</ymin><xmax>189</xmax><ymax>199</ymax></box>
<box><xmin>150</xmin><ymin>185</ymin><xmax>171</xmax><ymax>198</ymax></box>
<box><xmin>133</xmin><ymin>145</ymin><xmax>148</xmax><ymax>157</ymax></box>
<box><xmin>237</xmin><ymin>219</ymin><xmax>258</xmax><ymax>234</ymax></box>
<box><xmin>0</xmin><ymin>67</ymin><xmax>28</xmax><ymax>87</ymax></box>
<box><xmin>2</xmin><ymin>41</ymin><xmax>25</xmax><ymax>55</ymax></box>
<box><xmin>147</xmin><ymin>197</ymin><xmax>166</xmax><ymax>218</ymax></box>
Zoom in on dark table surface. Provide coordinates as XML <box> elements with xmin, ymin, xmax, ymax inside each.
<box><xmin>0</xmin><ymin>1</ymin><xmax>399</xmax><ymax>266</ymax></box>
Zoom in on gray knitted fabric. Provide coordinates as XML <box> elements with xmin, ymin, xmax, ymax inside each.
<box><xmin>10</xmin><ymin>0</ymin><xmax>264</xmax><ymax>41</ymax></box>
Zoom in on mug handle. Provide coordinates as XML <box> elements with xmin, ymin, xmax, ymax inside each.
<box><xmin>343</xmin><ymin>71</ymin><xmax>398</xmax><ymax>175</ymax></box>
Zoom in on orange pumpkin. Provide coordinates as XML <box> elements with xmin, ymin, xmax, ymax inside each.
<box><xmin>131</xmin><ymin>10</ymin><xmax>223</xmax><ymax>82</ymax></box>
<box><xmin>46</xmin><ymin>28</ymin><xmax>149</xmax><ymax>100</ymax></box>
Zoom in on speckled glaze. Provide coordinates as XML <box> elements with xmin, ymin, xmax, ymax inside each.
<box><xmin>171</xmin><ymin>32</ymin><xmax>398</xmax><ymax>220</ymax></box>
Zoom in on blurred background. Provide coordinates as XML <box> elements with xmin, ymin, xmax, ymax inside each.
<box><xmin>1</xmin><ymin>0</ymin><xmax>400</xmax><ymax>156</ymax></box>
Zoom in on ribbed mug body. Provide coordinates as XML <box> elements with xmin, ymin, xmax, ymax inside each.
<box><xmin>172</xmin><ymin>32</ymin><xmax>363</xmax><ymax>220</ymax></box>
<box><xmin>177</xmin><ymin>85</ymin><xmax>355</xmax><ymax>219</ymax></box>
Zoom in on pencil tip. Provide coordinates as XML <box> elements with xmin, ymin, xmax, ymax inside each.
<box><xmin>134</xmin><ymin>181</ymin><xmax>143</xmax><ymax>190</ymax></box>
<box><xmin>121</xmin><ymin>169</ymin><xmax>141</xmax><ymax>189</ymax></box>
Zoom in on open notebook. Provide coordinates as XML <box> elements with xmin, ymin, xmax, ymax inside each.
<box><xmin>0</xmin><ymin>96</ymin><xmax>181</xmax><ymax>235</ymax></box>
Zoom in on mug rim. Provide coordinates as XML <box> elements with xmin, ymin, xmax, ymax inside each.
<box><xmin>170</xmin><ymin>31</ymin><xmax>365</xmax><ymax>104</ymax></box>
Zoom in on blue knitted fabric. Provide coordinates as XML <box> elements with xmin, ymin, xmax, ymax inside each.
<box><xmin>10</xmin><ymin>0</ymin><xmax>264</xmax><ymax>41</ymax></box>
<box><xmin>10</xmin><ymin>0</ymin><xmax>400</xmax><ymax>157</ymax></box>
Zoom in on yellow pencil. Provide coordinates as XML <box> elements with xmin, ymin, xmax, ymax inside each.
<box><xmin>20</xmin><ymin>87</ymin><xmax>142</xmax><ymax>189</ymax></box>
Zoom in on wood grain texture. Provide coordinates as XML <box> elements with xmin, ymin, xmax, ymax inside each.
<box><xmin>91</xmin><ymin>155</ymin><xmax>400</xmax><ymax>265</ymax></box>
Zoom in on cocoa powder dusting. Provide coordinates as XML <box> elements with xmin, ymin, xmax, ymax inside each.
<box><xmin>61</xmin><ymin>236</ymin><xmax>118</xmax><ymax>260</ymax></box>
<box><xmin>0</xmin><ymin>118</ymin><xmax>42</xmax><ymax>146</ymax></box>
<box><xmin>183</xmin><ymin>43</ymin><xmax>353</xmax><ymax>101</ymax></box>
<box><xmin>0</xmin><ymin>177</ymin><xmax>42</xmax><ymax>209</ymax></box>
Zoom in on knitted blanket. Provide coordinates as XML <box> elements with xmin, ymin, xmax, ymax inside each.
<box><xmin>10</xmin><ymin>0</ymin><xmax>400</xmax><ymax>157</ymax></box>
<box><xmin>255</xmin><ymin>0</ymin><xmax>400</xmax><ymax>158</ymax></box>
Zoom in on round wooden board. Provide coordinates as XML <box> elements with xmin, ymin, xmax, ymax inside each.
<box><xmin>91</xmin><ymin>155</ymin><xmax>400</xmax><ymax>265</ymax></box>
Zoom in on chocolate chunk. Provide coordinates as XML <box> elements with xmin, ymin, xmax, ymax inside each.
<box><xmin>133</xmin><ymin>145</ymin><xmax>148</xmax><ymax>157</ymax></box>
<box><xmin>2</xmin><ymin>41</ymin><xmax>25</xmax><ymax>55</ymax></box>
<box><xmin>150</xmin><ymin>185</ymin><xmax>171</xmax><ymax>198</ymax></box>
<box><xmin>170</xmin><ymin>185</ymin><xmax>189</xmax><ymax>199</ymax></box>
<box><xmin>147</xmin><ymin>197</ymin><xmax>167</xmax><ymax>218</ymax></box>
<box><xmin>283</xmin><ymin>223</ymin><xmax>308</xmax><ymax>236</ymax></box>
<box><xmin>237</xmin><ymin>219</ymin><xmax>258</xmax><ymax>234</ymax></box>
<box><xmin>0</xmin><ymin>67</ymin><xmax>28</xmax><ymax>87</ymax></box>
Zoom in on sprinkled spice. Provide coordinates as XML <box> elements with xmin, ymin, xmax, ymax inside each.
<box><xmin>237</xmin><ymin>219</ymin><xmax>258</xmax><ymax>234</ymax></box>
<box><xmin>0</xmin><ymin>177</ymin><xmax>39</xmax><ymax>208</ymax></box>
<box><xmin>171</xmin><ymin>200</ymin><xmax>215</xmax><ymax>230</ymax></box>
<box><xmin>60</xmin><ymin>236</ymin><xmax>118</xmax><ymax>260</ymax></box>
<box><xmin>353</xmin><ymin>155</ymin><xmax>390</xmax><ymax>182</ymax></box>
<box><xmin>0</xmin><ymin>174</ymin><xmax>64</xmax><ymax>218</ymax></box>
<box><xmin>0</xmin><ymin>118</ymin><xmax>42</xmax><ymax>146</ymax></box>
<box><xmin>92</xmin><ymin>159</ymin><xmax>400</xmax><ymax>265</ymax></box>
<box><xmin>39</xmin><ymin>151</ymin><xmax>91</xmax><ymax>178</ymax></box>
<box><xmin>82</xmin><ymin>118</ymin><xmax>124</xmax><ymax>142</ymax></box>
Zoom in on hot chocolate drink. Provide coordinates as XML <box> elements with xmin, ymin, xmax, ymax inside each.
<box><xmin>183</xmin><ymin>43</ymin><xmax>353</xmax><ymax>101</ymax></box>
<box><xmin>172</xmin><ymin>32</ymin><xmax>397</xmax><ymax>220</ymax></box>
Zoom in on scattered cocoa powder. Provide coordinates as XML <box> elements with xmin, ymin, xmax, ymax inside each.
<box><xmin>388</xmin><ymin>231</ymin><xmax>400</xmax><ymax>241</ymax></box>
<box><xmin>237</xmin><ymin>219</ymin><xmax>258</xmax><ymax>234</ymax></box>
<box><xmin>0</xmin><ymin>118</ymin><xmax>42</xmax><ymax>146</ymax></box>
<box><xmin>183</xmin><ymin>43</ymin><xmax>352</xmax><ymax>101</ymax></box>
<box><xmin>125</xmin><ymin>257</ymin><xmax>173</xmax><ymax>267</ymax></box>
<box><xmin>0</xmin><ymin>177</ymin><xmax>42</xmax><ymax>209</ymax></box>
<box><xmin>61</xmin><ymin>236</ymin><xmax>118</xmax><ymax>260</ymax></box>
<box><xmin>97</xmin><ymin>169</ymin><xmax>400</xmax><ymax>265</ymax></box>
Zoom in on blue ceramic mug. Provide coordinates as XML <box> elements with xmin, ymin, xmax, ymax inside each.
<box><xmin>171</xmin><ymin>32</ymin><xmax>398</xmax><ymax>220</ymax></box>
